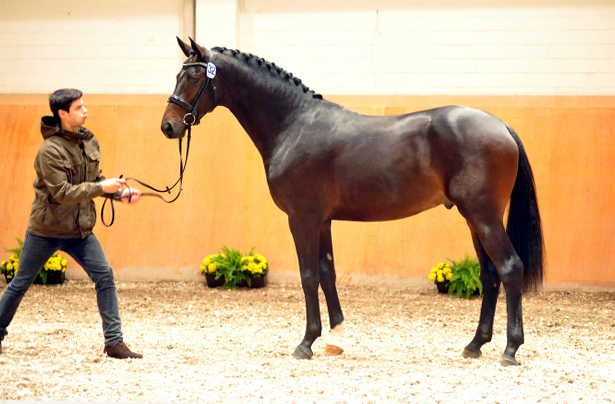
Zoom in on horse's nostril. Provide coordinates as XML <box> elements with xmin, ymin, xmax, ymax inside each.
<box><xmin>163</xmin><ymin>122</ymin><xmax>173</xmax><ymax>136</ymax></box>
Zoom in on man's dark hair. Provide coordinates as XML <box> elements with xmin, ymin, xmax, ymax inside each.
<box><xmin>49</xmin><ymin>88</ymin><xmax>82</xmax><ymax>120</ymax></box>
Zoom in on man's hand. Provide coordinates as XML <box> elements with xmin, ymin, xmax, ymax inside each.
<box><xmin>119</xmin><ymin>187</ymin><xmax>142</xmax><ymax>205</ymax></box>
<box><xmin>100</xmin><ymin>178</ymin><xmax>126</xmax><ymax>193</ymax></box>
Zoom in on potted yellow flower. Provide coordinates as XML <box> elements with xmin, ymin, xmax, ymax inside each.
<box><xmin>239</xmin><ymin>253</ymin><xmax>268</xmax><ymax>288</ymax></box>
<box><xmin>429</xmin><ymin>262</ymin><xmax>453</xmax><ymax>294</ymax></box>
<box><xmin>35</xmin><ymin>253</ymin><xmax>68</xmax><ymax>285</ymax></box>
<box><xmin>200</xmin><ymin>246</ymin><xmax>268</xmax><ymax>290</ymax></box>
<box><xmin>1</xmin><ymin>238</ymin><xmax>67</xmax><ymax>285</ymax></box>
<box><xmin>0</xmin><ymin>256</ymin><xmax>18</xmax><ymax>283</ymax></box>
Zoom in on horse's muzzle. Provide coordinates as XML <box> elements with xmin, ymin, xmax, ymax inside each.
<box><xmin>161</xmin><ymin>121</ymin><xmax>186</xmax><ymax>139</ymax></box>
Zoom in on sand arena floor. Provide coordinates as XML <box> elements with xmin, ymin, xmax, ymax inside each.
<box><xmin>0</xmin><ymin>280</ymin><xmax>614</xmax><ymax>403</ymax></box>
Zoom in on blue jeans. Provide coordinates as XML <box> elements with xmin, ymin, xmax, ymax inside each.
<box><xmin>0</xmin><ymin>232</ymin><xmax>123</xmax><ymax>347</ymax></box>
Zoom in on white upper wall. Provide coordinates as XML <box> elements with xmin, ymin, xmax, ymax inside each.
<box><xmin>196</xmin><ymin>0</ymin><xmax>238</xmax><ymax>49</ymax></box>
<box><xmin>1</xmin><ymin>0</ymin><xmax>614</xmax><ymax>95</ymax></box>
<box><xmin>239</xmin><ymin>0</ymin><xmax>615</xmax><ymax>95</ymax></box>
<box><xmin>0</xmin><ymin>0</ymin><xmax>186</xmax><ymax>94</ymax></box>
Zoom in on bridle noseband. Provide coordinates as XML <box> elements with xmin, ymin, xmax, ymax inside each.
<box><xmin>100</xmin><ymin>49</ymin><xmax>218</xmax><ymax>227</ymax></box>
<box><xmin>167</xmin><ymin>48</ymin><xmax>218</xmax><ymax>126</ymax></box>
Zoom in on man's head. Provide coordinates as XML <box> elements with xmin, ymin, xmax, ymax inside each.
<box><xmin>49</xmin><ymin>89</ymin><xmax>82</xmax><ymax>120</ymax></box>
<box><xmin>49</xmin><ymin>88</ymin><xmax>87</xmax><ymax>132</ymax></box>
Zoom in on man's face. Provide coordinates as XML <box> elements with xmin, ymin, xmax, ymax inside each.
<box><xmin>59</xmin><ymin>98</ymin><xmax>87</xmax><ymax>130</ymax></box>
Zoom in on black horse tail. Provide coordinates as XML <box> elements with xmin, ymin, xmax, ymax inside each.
<box><xmin>506</xmin><ymin>125</ymin><xmax>545</xmax><ymax>292</ymax></box>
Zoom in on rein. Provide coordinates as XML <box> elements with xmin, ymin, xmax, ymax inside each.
<box><xmin>101</xmin><ymin>49</ymin><xmax>216</xmax><ymax>227</ymax></box>
<box><xmin>100</xmin><ymin>129</ymin><xmax>191</xmax><ymax>227</ymax></box>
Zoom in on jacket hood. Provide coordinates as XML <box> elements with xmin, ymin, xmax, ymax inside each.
<box><xmin>40</xmin><ymin>116</ymin><xmax>89</xmax><ymax>142</ymax></box>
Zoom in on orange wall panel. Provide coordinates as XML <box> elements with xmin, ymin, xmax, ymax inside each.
<box><xmin>0</xmin><ymin>95</ymin><xmax>613</xmax><ymax>288</ymax></box>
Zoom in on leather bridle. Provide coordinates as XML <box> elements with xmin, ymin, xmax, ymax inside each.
<box><xmin>167</xmin><ymin>49</ymin><xmax>218</xmax><ymax>126</ymax></box>
<box><xmin>101</xmin><ymin>50</ymin><xmax>217</xmax><ymax>227</ymax></box>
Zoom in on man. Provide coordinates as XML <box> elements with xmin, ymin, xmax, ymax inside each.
<box><xmin>0</xmin><ymin>89</ymin><xmax>143</xmax><ymax>359</ymax></box>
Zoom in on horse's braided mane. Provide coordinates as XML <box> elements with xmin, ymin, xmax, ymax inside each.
<box><xmin>212</xmin><ymin>47</ymin><xmax>323</xmax><ymax>100</ymax></box>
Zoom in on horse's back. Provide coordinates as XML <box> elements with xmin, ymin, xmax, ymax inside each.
<box><xmin>330</xmin><ymin>104</ymin><xmax>516</xmax><ymax>153</ymax></box>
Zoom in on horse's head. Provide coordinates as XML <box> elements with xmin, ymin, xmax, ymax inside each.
<box><xmin>161</xmin><ymin>37</ymin><xmax>218</xmax><ymax>139</ymax></box>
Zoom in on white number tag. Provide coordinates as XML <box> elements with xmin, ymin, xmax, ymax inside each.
<box><xmin>207</xmin><ymin>62</ymin><xmax>217</xmax><ymax>79</ymax></box>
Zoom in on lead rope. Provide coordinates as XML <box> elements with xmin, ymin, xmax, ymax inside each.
<box><xmin>100</xmin><ymin>126</ymin><xmax>192</xmax><ymax>227</ymax></box>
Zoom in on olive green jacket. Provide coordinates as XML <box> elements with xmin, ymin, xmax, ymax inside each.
<box><xmin>26</xmin><ymin>116</ymin><xmax>107</xmax><ymax>238</ymax></box>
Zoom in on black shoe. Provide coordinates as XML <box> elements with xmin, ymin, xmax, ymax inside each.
<box><xmin>103</xmin><ymin>340</ymin><xmax>143</xmax><ymax>359</ymax></box>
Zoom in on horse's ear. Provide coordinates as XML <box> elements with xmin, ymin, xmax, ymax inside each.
<box><xmin>189</xmin><ymin>37</ymin><xmax>208</xmax><ymax>61</ymax></box>
<box><xmin>177</xmin><ymin>37</ymin><xmax>192</xmax><ymax>57</ymax></box>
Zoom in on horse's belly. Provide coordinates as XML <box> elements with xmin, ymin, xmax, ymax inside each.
<box><xmin>332</xmin><ymin>188</ymin><xmax>447</xmax><ymax>222</ymax></box>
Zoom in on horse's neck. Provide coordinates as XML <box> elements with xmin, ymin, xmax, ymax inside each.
<box><xmin>218</xmin><ymin>57</ymin><xmax>311</xmax><ymax>162</ymax></box>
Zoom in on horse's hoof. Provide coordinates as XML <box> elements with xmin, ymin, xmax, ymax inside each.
<box><xmin>292</xmin><ymin>346</ymin><xmax>313</xmax><ymax>360</ymax></box>
<box><xmin>500</xmin><ymin>355</ymin><xmax>519</xmax><ymax>367</ymax></box>
<box><xmin>462</xmin><ymin>348</ymin><xmax>481</xmax><ymax>359</ymax></box>
<box><xmin>324</xmin><ymin>344</ymin><xmax>344</xmax><ymax>356</ymax></box>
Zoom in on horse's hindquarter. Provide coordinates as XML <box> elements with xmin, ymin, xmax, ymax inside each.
<box><xmin>428</xmin><ymin>106</ymin><xmax>520</xmax><ymax>213</ymax></box>
<box><xmin>267</xmin><ymin>106</ymin><xmax>450</xmax><ymax>222</ymax></box>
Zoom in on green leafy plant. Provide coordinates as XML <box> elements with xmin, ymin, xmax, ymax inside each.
<box><xmin>1</xmin><ymin>237</ymin><xmax>67</xmax><ymax>285</ymax></box>
<box><xmin>200</xmin><ymin>246</ymin><xmax>268</xmax><ymax>290</ymax></box>
<box><xmin>446</xmin><ymin>253</ymin><xmax>482</xmax><ymax>299</ymax></box>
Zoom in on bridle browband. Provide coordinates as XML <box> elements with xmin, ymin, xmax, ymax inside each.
<box><xmin>167</xmin><ymin>48</ymin><xmax>218</xmax><ymax>126</ymax></box>
<box><xmin>100</xmin><ymin>49</ymin><xmax>217</xmax><ymax>227</ymax></box>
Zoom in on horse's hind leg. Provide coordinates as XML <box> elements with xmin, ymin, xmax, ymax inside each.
<box><xmin>462</xmin><ymin>230</ymin><xmax>501</xmax><ymax>359</ymax></box>
<box><xmin>460</xmin><ymin>209</ymin><xmax>525</xmax><ymax>366</ymax></box>
<box><xmin>318</xmin><ymin>221</ymin><xmax>345</xmax><ymax>356</ymax></box>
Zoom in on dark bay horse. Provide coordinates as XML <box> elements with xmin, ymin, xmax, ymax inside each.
<box><xmin>161</xmin><ymin>38</ymin><xmax>544</xmax><ymax>366</ymax></box>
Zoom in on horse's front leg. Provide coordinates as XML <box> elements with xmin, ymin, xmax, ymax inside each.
<box><xmin>318</xmin><ymin>221</ymin><xmax>345</xmax><ymax>356</ymax></box>
<box><xmin>288</xmin><ymin>214</ymin><xmax>323</xmax><ymax>359</ymax></box>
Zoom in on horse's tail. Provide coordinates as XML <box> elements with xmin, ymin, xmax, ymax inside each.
<box><xmin>506</xmin><ymin>125</ymin><xmax>545</xmax><ymax>292</ymax></box>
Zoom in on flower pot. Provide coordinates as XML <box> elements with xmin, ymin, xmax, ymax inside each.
<box><xmin>248</xmin><ymin>274</ymin><xmax>268</xmax><ymax>289</ymax></box>
<box><xmin>205</xmin><ymin>274</ymin><xmax>268</xmax><ymax>288</ymax></box>
<box><xmin>33</xmin><ymin>271</ymin><xmax>65</xmax><ymax>285</ymax></box>
<box><xmin>4</xmin><ymin>272</ymin><xmax>65</xmax><ymax>285</ymax></box>
<box><xmin>205</xmin><ymin>274</ymin><xmax>225</xmax><ymax>288</ymax></box>
<box><xmin>436</xmin><ymin>283</ymin><xmax>449</xmax><ymax>294</ymax></box>
<box><xmin>238</xmin><ymin>274</ymin><xmax>268</xmax><ymax>288</ymax></box>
